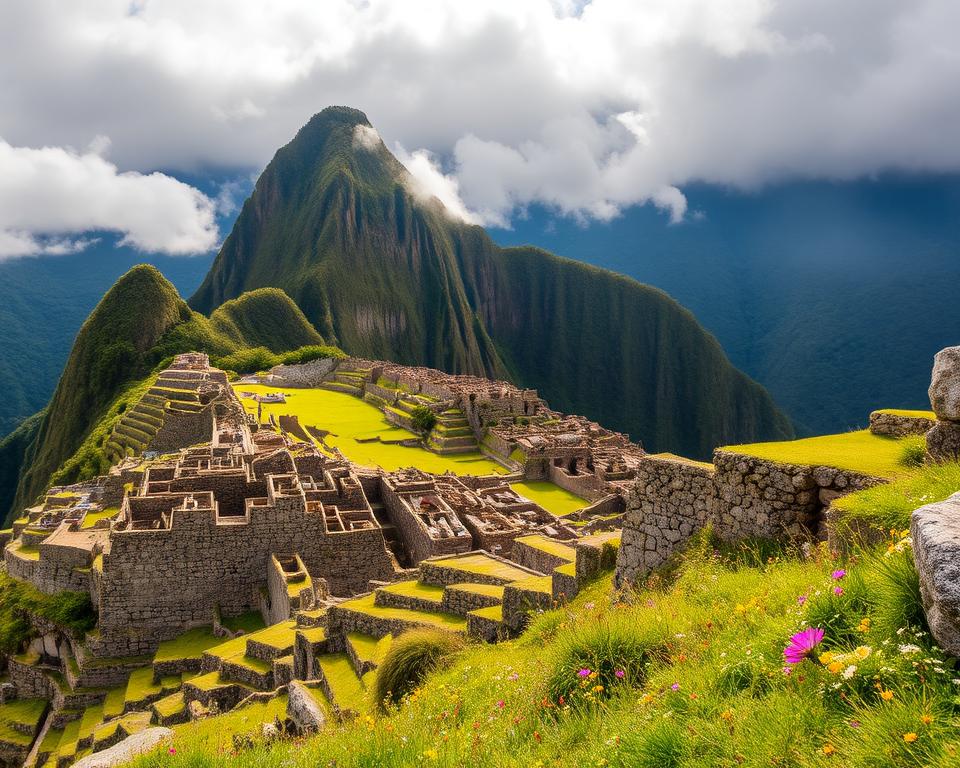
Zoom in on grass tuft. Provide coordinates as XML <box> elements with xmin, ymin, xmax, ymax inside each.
<box><xmin>374</xmin><ymin>629</ymin><xmax>464</xmax><ymax>711</ymax></box>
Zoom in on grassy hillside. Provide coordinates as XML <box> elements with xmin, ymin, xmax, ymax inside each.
<box><xmin>134</xmin><ymin>531</ymin><xmax>957</xmax><ymax>768</ymax></box>
<box><xmin>191</xmin><ymin>106</ymin><xmax>793</xmax><ymax>458</ymax></box>
<box><xmin>1</xmin><ymin>266</ymin><xmax>327</xmax><ymax>525</ymax></box>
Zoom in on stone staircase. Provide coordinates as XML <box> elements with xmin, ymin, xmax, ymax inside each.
<box><xmin>319</xmin><ymin>366</ymin><xmax>371</xmax><ymax>397</ymax></box>
<box><xmin>427</xmin><ymin>409</ymin><xmax>479</xmax><ymax>454</ymax></box>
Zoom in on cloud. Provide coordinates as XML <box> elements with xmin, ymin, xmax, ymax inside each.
<box><xmin>1</xmin><ymin>0</ymin><xmax>959</xmax><ymax>232</ymax></box>
<box><xmin>352</xmin><ymin>124</ymin><xmax>382</xmax><ymax>152</ymax></box>
<box><xmin>0</xmin><ymin>139</ymin><xmax>218</xmax><ymax>260</ymax></box>
<box><xmin>394</xmin><ymin>144</ymin><xmax>485</xmax><ymax>226</ymax></box>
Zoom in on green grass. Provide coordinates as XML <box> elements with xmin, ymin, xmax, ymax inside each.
<box><xmin>372</xmin><ymin>629</ymin><xmax>464</xmax><ymax>710</ymax></box>
<box><xmin>446</xmin><ymin>582</ymin><xmax>505</xmax><ymax>599</ymax></box>
<box><xmin>232</xmin><ymin>384</ymin><xmax>506</xmax><ymax>475</ymax></box>
<box><xmin>469</xmin><ymin>605</ymin><xmax>504</xmax><ymax>621</ymax></box>
<box><xmin>831</xmin><ymin>460</ymin><xmax>960</xmax><ymax>537</ymax></box>
<box><xmin>0</xmin><ymin>698</ymin><xmax>46</xmax><ymax>745</ymax></box>
<box><xmin>429</xmin><ymin>553</ymin><xmax>534</xmax><ymax>583</ymax></box>
<box><xmin>337</xmin><ymin>593</ymin><xmax>467</xmax><ymax>631</ymax></box>
<box><xmin>347</xmin><ymin>633</ymin><xmax>393</xmax><ymax>668</ymax></box>
<box><xmin>153</xmin><ymin>692</ymin><xmax>186</xmax><ymax>720</ymax></box>
<box><xmin>510</xmin><ymin>481</ymin><xmax>588</xmax><ymax>517</ymax></box>
<box><xmin>513</xmin><ymin>534</ymin><xmax>576</xmax><ymax>561</ymax></box>
<box><xmin>154</xmin><ymin>627</ymin><xmax>222</xmax><ymax>665</ymax></box>
<box><xmin>872</xmin><ymin>409</ymin><xmax>936</xmax><ymax>419</ymax></box>
<box><xmin>220</xmin><ymin>611</ymin><xmax>266</xmax><ymax>634</ymax></box>
<box><xmin>169</xmin><ymin>694</ymin><xmax>287</xmax><ymax>749</ymax></box>
<box><xmin>246</xmin><ymin>620</ymin><xmax>298</xmax><ymax>652</ymax></box>
<box><xmin>130</xmin><ymin>531</ymin><xmax>960</xmax><ymax>768</ymax></box>
<box><xmin>80</xmin><ymin>505</ymin><xmax>119</xmax><ymax>529</ymax></box>
<box><xmin>317</xmin><ymin>654</ymin><xmax>367</xmax><ymax>712</ymax></box>
<box><xmin>125</xmin><ymin>666</ymin><xmax>178</xmax><ymax>704</ymax></box>
<box><xmin>725</xmin><ymin>429</ymin><xmax>923</xmax><ymax>479</ymax></box>
<box><xmin>0</xmin><ymin>570</ymin><xmax>96</xmax><ymax>654</ymax></box>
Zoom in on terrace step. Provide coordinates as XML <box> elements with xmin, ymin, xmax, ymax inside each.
<box><xmin>466</xmin><ymin>605</ymin><xmax>512</xmax><ymax>643</ymax></box>
<box><xmin>344</xmin><ymin>632</ymin><xmax>393</xmax><ymax>678</ymax></box>
<box><xmin>511</xmin><ymin>534</ymin><xmax>576</xmax><ymax>574</ymax></box>
<box><xmin>182</xmin><ymin>671</ymin><xmax>254</xmax><ymax>712</ymax></box>
<box><xmin>315</xmin><ymin>653</ymin><xmax>367</xmax><ymax>717</ymax></box>
<box><xmin>320</xmin><ymin>381</ymin><xmax>362</xmax><ymax>396</ymax></box>
<box><xmin>440</xmin><ymin>582</ymin><xmax>505</xmax><ymax>616</ymax></box>
<box><xmin>150</xmin><ymin>691</ymin><xmax>188</xmax><ymax>726</ymax></box>
<box><xmin>328</xmin><ymin>593</ymin><xmax>468</xmax><ymax>640</ymax></box>
<box><xmin>419</xmin><ymin>552</ymin><xmax>542</xmax><ymax>588</ymax></box>
<box><xmin>373</xmin><ymin>581</ymin><xmax>445</xmax><ymax>612</ymax></box>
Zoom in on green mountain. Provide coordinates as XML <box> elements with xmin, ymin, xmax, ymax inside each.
<box><xmin>192</xmin><ymin>106</ymin><xmax>792</xmax><ymax>456</ymax></box>
<box><xmin>0</xmin><ymin>266</ymin><xmax>325</xmax><ymax>523</ymax></box>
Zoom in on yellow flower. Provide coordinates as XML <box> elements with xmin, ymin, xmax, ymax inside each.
<box><xmin>823</xmin><ymin>744</ymin><xmax>836</xmax><ymax>756</ymax></box>
<box><xmin>854</xmin><ymin>645</ymin><xmax>872</xmax><ymax>660</ymax></box>
<box><xmin>880</xmin><ymin>689</ymin><xmax>894</xmax><ymax>702</ymax></box>
<box><xmin>423</xmin><ymin>748</ymin><xmax>439</xmax><ymax>760</ymax></box>
<box><xmin>641</xmin><ymin>693</ymin><xmax>654</xmax><ymax>705</ymax></box>
<box><xmin>593</xmin><ymin>684</ymin><xmax>605</xmax><ymax>693</ymax></box>
<box><xmin>819</xmin><ymin>651</ymin><xmax>835</xmax><ymax>665</ymax></box>
<box><xmin>858</xmin><ymin>618</ymin><xmax>871</xmax><ymax>633</ymax></box>
<box><xmin>921</xmin><ymin>714</ymin><xmax>933</xmax><ymax>725</ymax></box>
<box><xmin>828</xmin><ymin>661</ymin><xmax>844</xmax><ymax>674</ymax></box>
<box><xmin>903</xmin><ymin>733</ymin><xmax>917</xmax><ymax>743</ymax></box>
<box><xmin>720</xmin><ymin>710</ymin><xmax>733</xmax><ymax>721</ymax></box>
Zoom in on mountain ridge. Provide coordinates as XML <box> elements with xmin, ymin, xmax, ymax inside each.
<box><xmin>191</xmin><ymin>105</ymin><xmax>793</xmax><ymax>457</ymax></box>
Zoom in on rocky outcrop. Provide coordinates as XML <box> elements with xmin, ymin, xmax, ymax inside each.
<box><xmin>287</xmin><ymin>681</ymin><xmax>327</xmax><ymax>733</ymax></box>
<box><xmin>927</xmin><ymin>347</ymin><xmax>960</xmax><ymax>462</ymax></box>
<box><xmin>869</xmin><ymin>410</ymin><xmax>935</xmax><ymax>438</ymax></box>
<box><xmin>910</xmin><ymin>492</ymin><xmax>960</xmax><ymax>656</ymax></box>
<box><xmin>71</xmin><ymin>727</ymin><xmax>173</xmax><ymax>768</ymax></box>
<box><xmin>929</xmin><ymin>347</ymin><xmax>960</xmax><ymax>421</ymax></box>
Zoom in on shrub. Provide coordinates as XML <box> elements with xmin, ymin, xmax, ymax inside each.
<box><xmin>213</xmin><ymin>347</ymin><xmax>279</xmax><ymax>374</ymax></box>
<box><xmin>374</xmin><ymin>629</ymin><xmax>463</xmax><ymax>710</ymax></box>
<box><xmin>0</xmin><ymin>572</ymin><xmax>96</xmax><ymax>653</ymax></box>
<box><xmin>899</xmin><ymin>437</ymin><xmax>927</xmax><ymax>468</ymax></box>
<box><xmin>547</xmin><ymin>613</ymin><xmax>667</xmax><ymax>706</ymax></box>
<box><xmin>410</xmin><ymin>406</ymin><xmax>437</xmax><ymax>434</ymax></box>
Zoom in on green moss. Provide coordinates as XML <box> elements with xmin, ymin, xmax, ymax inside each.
<box><xmin>153</xmin><ymin>692</ymin><xmax>186</xmax><ymax>720</ymax></box>
<box><xmin>124</xmin><ymin>666</ymin><xmax>167</xmax><ymax>704</ymax></box>
<box><xmin>378</xmin><ymin>581</ymin><xmax>445</xmax><ymax>603</ymax></box>
<box><xmin>725</xmin><ymin>430</ymin><xmax>920</xmax><ymax>479</ymax></box>
<box><xmin>246</xmin><ymin>620</ymin><xmax>298</xmax><ymax>652</ymax></box>
<box><xmin>0</xmin><ymin>698</ymin><xmax>46</xmax><ymax>745</ymax></box>
<box><xmin>0</xmin><ymin>571</ymin><xmax>96</xmax><ymax>653</ymax></box>
<box><xmin>317</xmin><ymin>654</ymin><xmax>366</xmax><ymax>712</ymax></box>
<box><xmin>347</xmin><ymin>633</ymin><xmax>393</xmax><ymax>668</ymax></box>
<box><xmin>446</xmin><ymin>582</ymin><xmax>505</xmax><ymax>599</ymax></box>
<box><xmin>469</xmin><ymin>605</ymin><xmax>504</xmax><ymax>621</ymax></box>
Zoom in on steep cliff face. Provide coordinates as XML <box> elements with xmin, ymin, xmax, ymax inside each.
<box><xmin>192</xmin><ymin>106</ymin><xmax>794</xmax><ymax>457</ymax></box>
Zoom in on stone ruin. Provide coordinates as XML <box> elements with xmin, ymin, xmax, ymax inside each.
<box><xmin>926</xmin><ymin>346</ymin><xmax>960</xmax><ymax>462</ymax></box>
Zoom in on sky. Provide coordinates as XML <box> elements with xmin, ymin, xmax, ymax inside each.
<box><xmin>1</xmin><ymin>0</ymin><xmax>959</xmax><ymax>260</ymax></box>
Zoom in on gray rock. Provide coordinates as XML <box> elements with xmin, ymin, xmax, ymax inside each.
<box><xmin>287</xmin><ymin>681</ymin><xmax>327</xmax><ymax>733</ymax></box>
<box><xmin>926</xmin><ymin>420</ymin><xmax>960</xmax><ymax>463</ymax></box>
<box><xmin>911</xmin><ymin>492</ymin><xmax>960</xmax><ymax>656</ymax></box>
<box><xmin>929</xmin><ymin>346</ymin><xmax>960</xmax><ymax>421</ymax></box>
<box><xmin>71</xmin><ymin>727</ymin><xmax>173</xmax><ymax>768</ymax></box>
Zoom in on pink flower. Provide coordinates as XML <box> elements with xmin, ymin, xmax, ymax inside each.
<box><xmin>834</xmin><ymin>586</ymin><xmax>844</xmax><ymax>596</ymax></box>
<box><xmin>783</xmin><ymin>627</ymin><xmax>825</xmax><ymax>664</ymax></box>
<box><xmin>671</xmin><ymin>682</ymin><xmax>680</xmax><ymax>691</ymax></box>
<box><xmin>797</xmin><ymin>594</ymin><xmax>808</xmax><ymax>606</ymax></box>
<box><xmin>578</xmin><ymin>668</ymin><xmax>591</xmax><ymax>677</ymax></box>
<box><xmin>832</xmin><ymin>569</ymin><xmax>846</xmax><ymax>580</ymax></box>
<box><xmin>496</xmin><ymin>700</ymin><xmax>505</xmax><ymax>709</ymax></box>
<box><xmin>508</xmin><ymin>672</ymin><xmax>519</xmax><ymax>681</ymax></box>
<box><xmin>168</xmin><ymin>747</ymin><xmax>176</xmax><ymax>755</ymax></box>
<box><xmin>782</xmin><ymin>666</ymin><xmax>793</xmax><ymax>676</ymax></box>
<box><xmin>615</xmin><ymin>669</ymin><xmax>625</xmax><ymax>679</ymax></box>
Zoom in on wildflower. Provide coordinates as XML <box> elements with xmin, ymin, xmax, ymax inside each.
<box><xmin>858</xmin><ymin>618</ymin><xmax>871</xmax><ymax>632</ymax></box>
<box><xmin>671</xmin><ymin>682</ymin><xmax>680</xmax><ymax>691</ymax></box>
<box><xmin>584</xmin><ymin>602</ymin><xmax>595</xmax><ymax>610</ymax></box>
<box><xmin>880</xmin><ymin>689</ymin><xmax>894</xmax><ymax>702</ymax></box>
<box><xmin>423</xmin><ymin>748</ymin><xmax>439</xmax><ymax>760</ymax></box>
<box><xmin>782</xmin><ymin>666</ymin><xmax>792</xmax><ymax>676</ymax></box>
<box><xmin>496</xmin><ymin>700</ymin><xmax>505</xmax><ymax>709</ymax></box>
<box><xmin>842</xmin><ymin>665</ymin><xmax>857</xmax><ymax>679</ymax></box>
<box><xmin>508</xmin><ymin>672</ymin><xmax>519</xmax><ymax>681</ymax></box>
<box><xmin>168</xmin><ymin>748</ymin><xmax>177</xmax><ymax>755</ymax></box>
<box><xmin>533</xmin><ymin>730</ymin><xmax>542</xmax><ymax>743</ymax></box>
<box><xmin>849</xmin><ymin>720</ymin><xmax>861</xmax><ymax>729</ymax></box>
<box><xmin>823</xmin><ymin>744</ymin><xmax>836</xmax><ymax>756</ymax></box>
<box><xmin>615</xmin><ymin>669</ymin><xmax>625</xmax><ymax>679</ymax></box>
<box><xmin>819</xmin><ymin>651</ymin><xmax>835</xmax><ymax>665</ymax></box>
<box><xmin>784</xmin><ymin>627</ymin><xmax>825</xmax><ymax>664</ymax></box>
<box><xmin>854</xmin><ymin>646</ymin><xmax>871</xmax><ymax>660</ymax></box>
<box><xmin>921</xmin><ymin>714</ymin><xmax>933</xmax><ymax>725</ymax></box>
<box><xmin>903</xmin><ymin>733</ymin><xmax>918</xmax><ymax>743</ymax></box>
<box><xmin>720</xmin><ymin>709</ymin><xmax>733</xmax><ymax>721</ymax></box>
<box><xmin>828</xmin><ymin>661</ymin><xmax>844</xmax><ymax>675</ymax></box>
<box><xmin>641</xmin><ymin>693</ymin><xmax>654</xmax><ymax>704</ymax></box>
<box><xmin>898</xmin><ymin>644</ymin><xmax>921</xmax><ymax>655</ymax></box>
<box><xmin>833</xmin><ymin>586</ymin><xmax>844</xmax><ymax>596</ymax></box>
<box><xmin>578</xmin><ymin>668</ymin><xmax>591</xmax><ymax>678</ymax></box>
<box><xmin>797</xmin><ymin>594</ymin><xmax>808</xmax><ymax>606</ymax></box>
<box><xmin>832</xmin><ymin>569</ymin><xmax>846</xmax><ymax>580</ymax></box>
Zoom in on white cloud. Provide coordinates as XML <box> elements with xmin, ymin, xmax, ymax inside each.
<box><xmin>1</xmin><ymin>0</ymin><xmax>959</xmax><ymax>232</ymax></box>
<box><xmin>0</xmin><ymin>139</ymin><xmax>218</xmax><ymax>260</ymax></box>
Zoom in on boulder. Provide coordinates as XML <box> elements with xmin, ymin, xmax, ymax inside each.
<box><xmin>929</xmin><ymin>346</ymin><xmax>960</xmax><ymax>421</ymax></box>
<box><xmin>287</xmin><ymin>681</ymin><xmax>327</xmax><ymax>733</ymax></box>
<box><xmin>926</xmin><ymin>420</ymin><xmax>960</xmax><ymax>463</ymax></box>
<box><xmin>911</xmin><ymin>492</ymin><xmax>960</xmax><ymax>656</ymax></box>
<box><xmin>71</xmin><ymin>727</ymin><xmax>173</xmax><ymax>768</ymax></box>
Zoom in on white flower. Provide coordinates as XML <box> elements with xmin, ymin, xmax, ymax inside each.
<box><xmin>898</xmin><ymin>644</ymin><xmax>922</xmax><ymax>655</ymax></box>
<box><xmin>842</xmin><ymin>665</ymin><xmax>857</xmax><ymax>679</ymax></box>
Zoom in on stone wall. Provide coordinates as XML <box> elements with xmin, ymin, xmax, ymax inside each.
<box><xmin>869</xmin><ymin>410</ymin><xmax>935</xmax><ymax>438</ymax></box>
<box><xmin>96</xmin><ymin>493</ymin><xmax>396</xmax><ymax>657</ymax></box>
<box><xmin>616</xmin><ymin>451</ymin><xmax>884</xmax><ymax>588</ymax></box>
<box><xmin>911</xmin><ymin>492</ymin><xmax>960</xmax><ymax>656</ymax></box>
<box><xmin>269</xmin><ymin>358</ymin><xmax>340</xmax><ymax>387</ymax></box>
